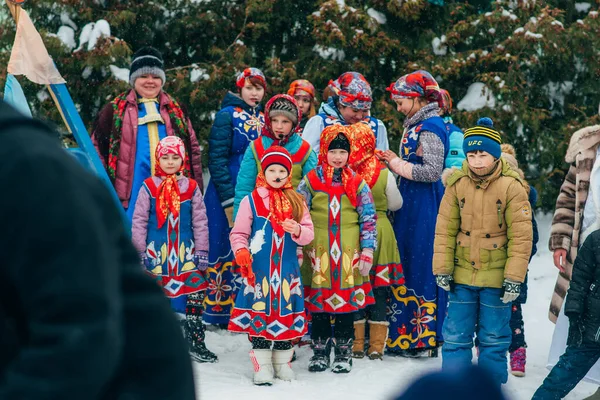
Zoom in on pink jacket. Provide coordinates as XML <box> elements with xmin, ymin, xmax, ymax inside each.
<box><xmin>92</xmin><ymin>89</ymin><xmax>203</xmax><ymax>208</ymax></box>
<box><xmin>131</xmin><ymin>176</ymin><xmax>209</xmax><ymax>254</ymax></box>
<box><xmin>230</xmin><ymin>187</ymin><xmax>314</xmax><ymax>253</ymax></box>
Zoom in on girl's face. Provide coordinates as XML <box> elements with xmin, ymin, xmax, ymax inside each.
<box><xmin>395</xmin><ymin>98</ymin><xmax>426</xmax><ymax>117</ymax></box>
<box><xmin>240</xmin><ymin>79</ymin><xmax>265</xmax><ymax>107</ymax></box>
<box><xmin>338</xmin><ymin>105</ymin><xmax>369</xmax><ymax>124</ymax></box>
<box><xmin>327</xmin><ymin>149</ymin><xmax>349</xmax><ymax>169</ymax></box>
<box><xmin>293</xmin><ymin>90</ymin><xmax>312</xmax><ymax>115</ymax></box>
<box><xmin>134</xmin><ymin>74</ymin><xmax>162</xmax><ymax>99</ymax></box>
<box><xmin>159</xmin><ymin>153</ymin><xmax>183</xmax><ymax>175</ymax></box>
<box><xmin>270</xmin><ymin>115</ymin><xmax>294</xmax><ymax>139</ymax></box>
<box><xmin>264</xmin><ymin>164</ymin><xmax>289</xmax><ymax>189</ymax></box>
<box><xmin>467</xmin><ymin>151</ymin><xmax>495</xmax><ymax>171</ymax></box>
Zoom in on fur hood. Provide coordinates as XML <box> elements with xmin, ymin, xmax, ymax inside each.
<box><xmin>565</xmin><ymin>125</ymin><xmax>600</xmax><ymax>163</ymax></box>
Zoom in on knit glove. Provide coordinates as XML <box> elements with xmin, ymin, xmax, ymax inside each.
<box><xmin>139</xmin><ymin>252</ymin><xmax>152</xmax><ymax>270</ymax></box>
<box><xmin>435</xmin><ymin>275</ymin><xmax>453</xmax><ymax>292</ymax></box>
<box><xmin>224</xmin><ymin>206</ymin><xmax>234</xmax><ymax>228</ymax></box>
<box><xmin>235</xmin><ymin>248</ymin><xmax>255</xmax><ymax>286</ymax></box>
<box><xmin>500</xmin><ymin>279</ymin><xmax>521</xmax><ymax>303</ymax></box>
<box><xmin>358</xmin><ymin>248</ymin><xmax>374</xmax><ymax>276</ymax></box>
<box><xmin>193</xmin><ymin>250</ymin><xmax>209</xmax><ymax>271</ymax></box>
<box><xmin>297</xmin><ymin>246</ymin><xmax>304</xmax><ymax>268</ymax></box>
<box><xmin>567</xmin><ymin>316</ymin><xmax>584</xmax><ymax>347</ymax></box>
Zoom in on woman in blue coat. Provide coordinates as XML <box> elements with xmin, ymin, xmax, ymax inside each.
<box><xmin>379</xmin><ymin>71</ymin><xmax>449</xmax><ymax>357</ymax></box>
<box><xmin>203</xmin><ymin>68</ymin><xmax>266</xmax><ymax>326</ymax></box>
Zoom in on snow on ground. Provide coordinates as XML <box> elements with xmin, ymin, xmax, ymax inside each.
<box><xmin>193</xmin><ymin>213</ymin><xmax>598</xmax><ymax>399</ymax></box>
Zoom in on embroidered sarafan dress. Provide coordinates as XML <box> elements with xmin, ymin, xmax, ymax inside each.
<box><xmin>204</xmin><ymin>92</ymin><xmax>264</xmax><ymax>324</ymax></box>
<box><xmin>137</xmin><ymin>177</ymin><xmax>209</xmax><ymax>303</ymax></box>
<box><xmin>228</xmin><ymin>187</ymin><xmax>314</xmax><ymax>340</ymax></box>
<box><xmin>388</xmin><ymin>108</ymin><xmax>449</xmax><ymax>354</ymax></box>
<box><xmin>348</xmin><ymin>123</ymin><xmax>404</xmax><ymax>289</ymax></box>
<box><xmin>298</xmin><ymin>166</ymin><xmax>377</xmax><ymax>314</ymax></box>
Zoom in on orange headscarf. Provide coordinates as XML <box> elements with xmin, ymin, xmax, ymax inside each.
<box><xmin>318</xmin><ymin>125</ymin><xmax>362</xmax><ymax>206</ymax></box>
<box><xmin>154</xmin><ymin>136</ymin><xmax>186</xmax><ymax>229</ymax></box>
<box><xmin>348</xmin><ymin>122</ymin><xmax>383</xmax><ymax>188</ymax></box>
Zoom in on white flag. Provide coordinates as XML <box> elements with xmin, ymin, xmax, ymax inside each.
<box><xmin>7</xmin><ymin>8</ymin><xmax>66</xmax><ymax>85</ymax></box>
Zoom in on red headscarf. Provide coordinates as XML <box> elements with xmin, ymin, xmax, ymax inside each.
<box><xmin>318</xmin><ymin>125</ymin><xmax>362</xmax><ymax>206</ymax></box>
<box><xmin>154</xmin><ymin>136</ymin><xmax>186</xmax><ymax>229</ymax></box>
<box><xmin>348</xmin><ymin>122</ymin><xmax>383</xmax><ymax>188</ymax></box>
<box><xmin>256</xmin><ymin>146</ymin><xmax>294</xmax><ymax>236</ymax></box>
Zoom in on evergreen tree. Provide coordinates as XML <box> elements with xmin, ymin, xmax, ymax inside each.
<box><xmin>0</xmin><ymin>0</ymin><xmax>599</xmax><ymax>210</ymax></box>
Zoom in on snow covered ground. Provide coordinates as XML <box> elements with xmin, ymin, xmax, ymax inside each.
<box><xmin>193</xmin><ymin>213</ymin><xmax>598</xmax><ymax>399</ymax></box>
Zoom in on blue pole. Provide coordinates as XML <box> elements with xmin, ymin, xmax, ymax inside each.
<box><xmin>48</xmin><ymin>83</ymin><xmax>129</xmax><ymax>228</ymax></box>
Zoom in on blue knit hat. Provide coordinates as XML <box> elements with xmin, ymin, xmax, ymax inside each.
<box><xmin>463</xmin><ymin>117</ymin><xmax>502</xmax><ymax>159</ymax></box>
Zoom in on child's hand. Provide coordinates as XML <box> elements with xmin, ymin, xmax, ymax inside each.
<box><xmin>282</xmin><ymin>219</ymin><xmax>300</xmax><ymax>236</ymax></box>
<box><xmin>377</xmin><ymin>150</ymin><xmax>399</xmax><ymax>163</ymax></box>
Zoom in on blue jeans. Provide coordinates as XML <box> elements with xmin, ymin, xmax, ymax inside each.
<box><xmin>442</xmin><ymin>284</ymin><xmax>511</xmax><ymax>384</ymax></box>
<box><xmin>533</xmin><ymin>341</ymin><xmax>600</xmax><ymax>399</ymax></box>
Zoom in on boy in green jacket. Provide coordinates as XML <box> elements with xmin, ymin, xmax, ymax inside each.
<box><xmin>433</xmin><ymin>117</ymin><xmax>532</xmax><ymax>385</ymax></box>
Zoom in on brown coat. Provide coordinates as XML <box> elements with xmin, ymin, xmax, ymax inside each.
<box><xmin>549</xmin><ymin>124</ymin><xmax>600</xmax><ymax>322</ymax></box>
<box><xmin>433</xmin><ymin>159</ymin><xmax>533</xmax><ymax>288</ymax></box>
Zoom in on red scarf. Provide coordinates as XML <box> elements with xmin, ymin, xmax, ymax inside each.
<box><xmin>154</xmin><ymin>136</ymin><xmax>186</xmax><ymax>229</ymax></box>
<box><xmin>255</xmin><ymin>172</ymin><xmax>293</xmax><ymax>236</ymax></box>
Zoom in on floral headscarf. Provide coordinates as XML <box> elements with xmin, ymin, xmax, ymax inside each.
<box><xmin>287</xmin><ymin>79</ymin><xmax>316</xmax><ymax>99</ymax></box>
<box><xmin>154</xmin><ymin>136</ymin><xmax>186</xmax><ymax>229</ymax></box>
<box><xmin>235</xmin><ymin>67</ymin><xmax>267</xmax><ymax>89</ymax></box>
<box><xmin>387</xmin><ymin>70</ymin><xmax>443</xmax><ymax>108</ymax></box>
<box><xmin>331</xmin><ymin>72</ymin><xmax>372</xmax><ymax>110</ymax></box>
<box><xmin>318</xmin><ymin>125</ymin><xmax>362</xmax><ymax>206</ymax></box>
<box><xmin>348</xmin><ymin>122</ymin><xmax>384</xmax><ymax>188</ymax></box>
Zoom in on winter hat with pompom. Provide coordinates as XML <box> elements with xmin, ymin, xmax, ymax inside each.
<box><xmin>463</xmin><ymin>117</ymin><xmax>502</xmax><ymax>159</ymax></box>
<box><xmin>129</xmin><ymin>47</ymin><xmax>166</xmax><ymax>87</ymax></box>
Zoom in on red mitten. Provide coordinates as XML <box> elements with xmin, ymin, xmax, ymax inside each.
<box><xmin>235</xmin><ymin>248</ymin><xmax>255</xmax><ymax>286</ymax></box>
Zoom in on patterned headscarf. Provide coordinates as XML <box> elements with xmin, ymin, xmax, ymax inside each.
<box><xmin>439</xmin><ymin>89</ymin><xmax>453</xmax><ymax>115</ymax></box>
<box><xmin>348</xmin><ymin>122</ymin><xmax>383</xmax><ymax>188</ymax></box>
<box><xmin>318</xmin><ymin>125</ymin><xmax>362</xmax><ymax>206</ymax></box>
<box><xmin>154</xmin><ymin>136</ymin><xmax>186</xmax><ymax>229</ymax></box>
<box><xmin>387</xmin><ymin>70</ymin><xmax>443</xmax><ymax>108</ymax></box>
<box><xmin>332</xmin><ymin>72</ymin><xmax>372</xmax><ymax>110</ymax></box>
<box><xmin>235</xmin><ymin>67</ymin><xmax>267</xmax><ymax>89</ymax></box>
<box><xmin>256</xmin><ymin>146</ymin><xmax>294</xmax><ymax>236</ymax></box>
<box><xmin>287</xmin><ymin>79</ymin><xmax>316</xmax><ymax>99</ymax></box>
<box><xmin>261</xmin><ymin>94</ymin><xmax>302</xmax><ymax>145</ymax></box>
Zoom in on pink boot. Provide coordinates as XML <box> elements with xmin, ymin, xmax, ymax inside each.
<box><xmin>510</xmin><ymin>347</ymin><xmax>526</xmax><ymax>377</ymax></box>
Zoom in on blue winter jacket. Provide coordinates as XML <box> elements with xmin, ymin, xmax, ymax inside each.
<box><xmin>233</xmin><ymin>134</ymin><xmax>317</xmax><ymax>217</ymax></box>
<box><xmin>443</xmin><ymin>117</ymin><xmax>465</xmax><ymax>169</ymax></box>
<box><xmin>208</xmin><ymin>92</ymin><xmax>262</xmax><ymax>207</ymax></box>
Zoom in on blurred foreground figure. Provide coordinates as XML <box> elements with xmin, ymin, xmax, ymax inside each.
<box><xmin>394</xmin><ymin>365</ymin><xmax>506</xmax><ymax>400</ymax></box>
<box><xmin>0</xmin><ymin>101</ymin><xmax>196</xmax><ymax>399</ymax></box>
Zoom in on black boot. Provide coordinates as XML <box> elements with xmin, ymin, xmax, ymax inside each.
<box><xmin>308</xmin><ymin>338</ymin><xmax>331</xmax><ymax>372</ymax></box>
<box><xmin>332</xmin><ymin>338</ymin><xmax>353</xmax><ymax>373</ymax></box>
<box><xmin>186</xmin><ymin>292</ymin><xmax>218</xmax><ymax>363</ymax></box>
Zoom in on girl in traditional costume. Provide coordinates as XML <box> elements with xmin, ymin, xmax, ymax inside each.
<box><xmin>229</xmin><ymin>146</ymin><xmax>314</xmax><ymax>385</ymax></box>
<box><xmin>297</xmin><ymin>125</ymin><xmax>377</xmax><ymax>373</ymax></box>
<box><xmin>347</xmin><ymin>123</ymin><xmax>404</xmax><ymax>360</ymax></box>
<box><xmin>132</xmin><ymin>136</ymin><xmax>216</xmax><ymax>363</ymax></box>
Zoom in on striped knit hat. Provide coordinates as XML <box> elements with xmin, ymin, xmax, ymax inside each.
<box><xmin>129</xmin><ymin>47</ymin><xmax>166</xmax><ymax>87</ymax></box>
<box><xmin>260</xmin><ymin>146</ymin><xmax>293</xmax><ymax>174</ymax></box>
<box><xmin>463</xmin><ymin>117</ymin><xmax>502</xmax><ymax>159</ymax></box>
